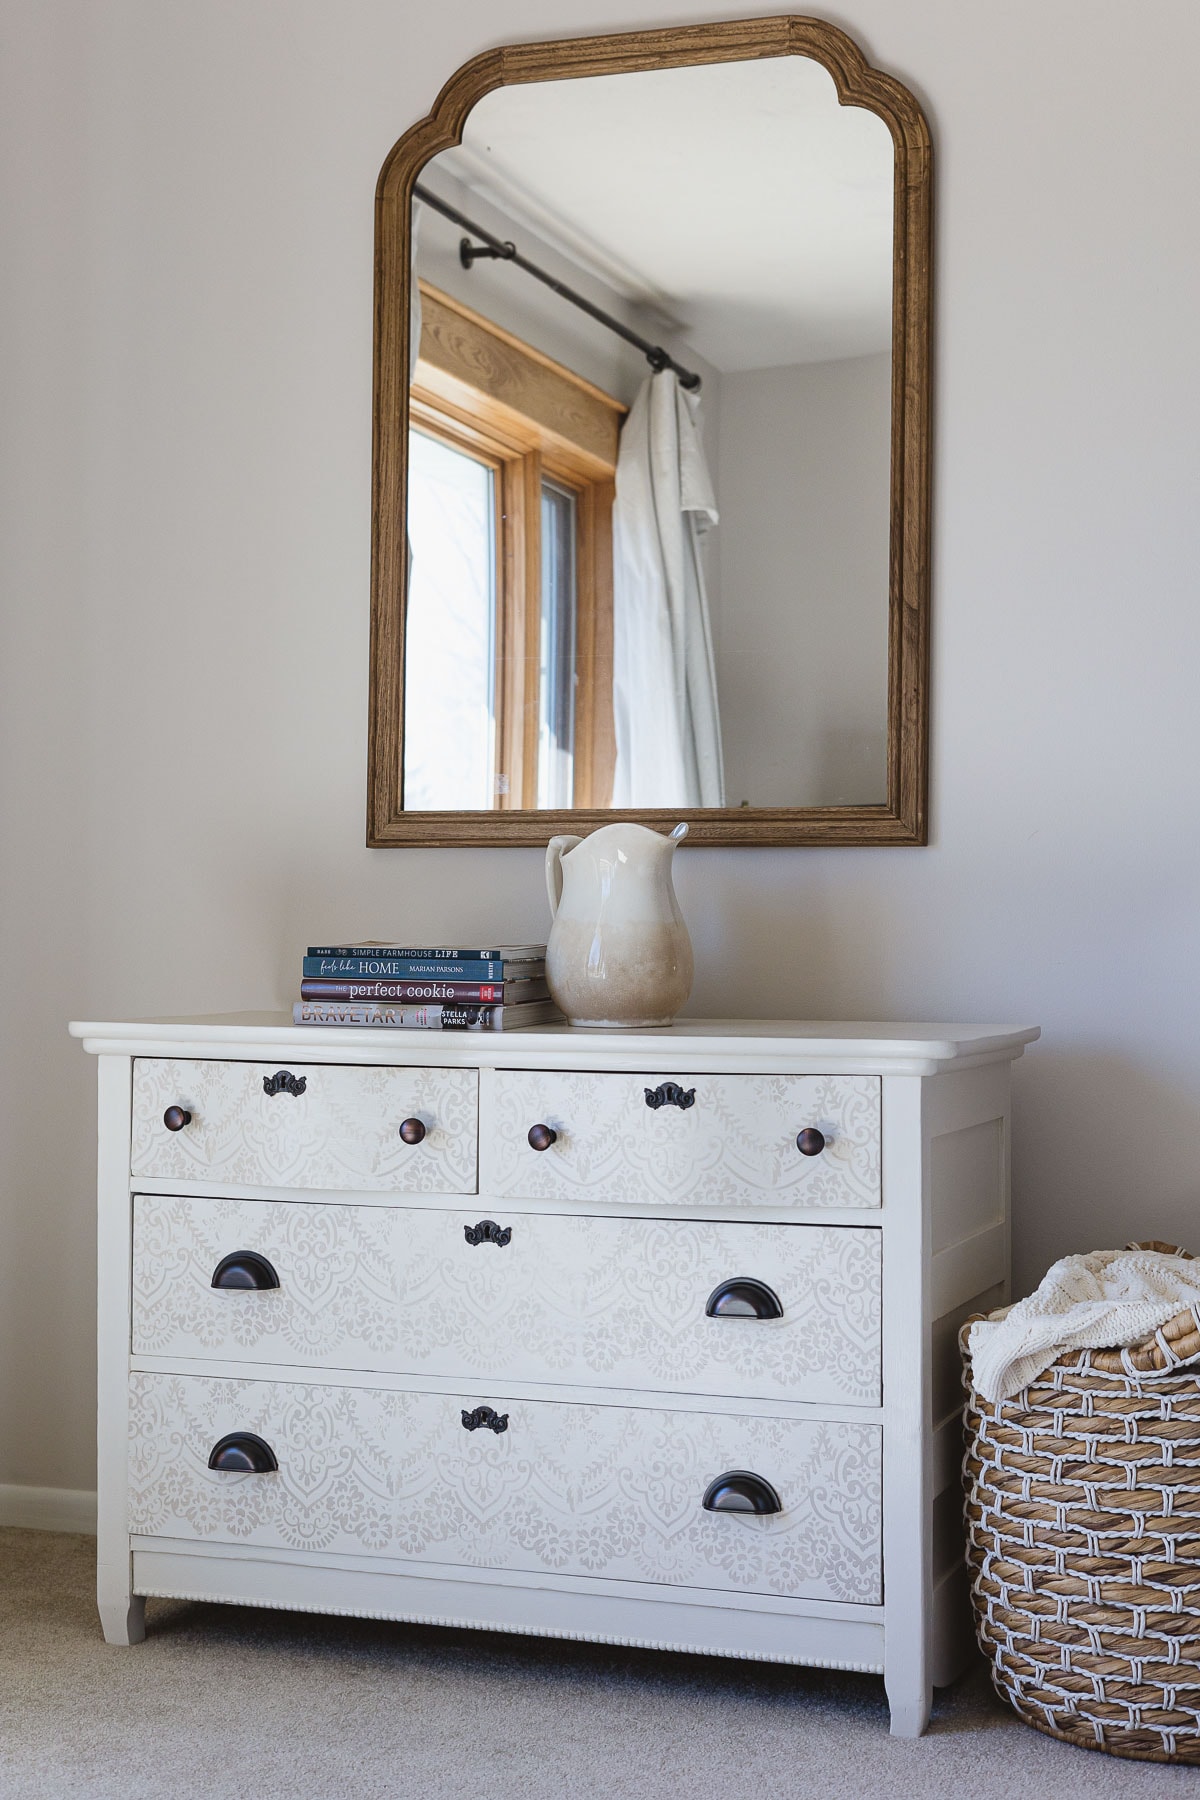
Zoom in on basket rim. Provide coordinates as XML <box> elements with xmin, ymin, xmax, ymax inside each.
<box><xmin>963</xmin><ymin>1240</ymin><xmax>1200</xmax><ymax>1377</ymax></box>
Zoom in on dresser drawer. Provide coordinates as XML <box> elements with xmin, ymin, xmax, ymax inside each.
<box><xmin>132</xmin><ymin>1195</ymin><xmax>881</xmax><ymax>1405</ymax></box>
<box><xmin>128</xmin><ymin>1372</ymin><xmax>881</xmax><ymax>1603</ymax></box>
<box><xmin>130</xmin><ymin>1059</ymin><xmax>478</xmax><ymax>1193</ymax></box>
<box><xmin>487</xmin><ymin>1071</ymin><xmax>880</xmax><ymax>1208</ymax></box>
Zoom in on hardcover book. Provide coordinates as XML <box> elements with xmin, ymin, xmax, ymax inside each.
<box><xmin>302</xmin><ymin>956</ymin><xmax>546</xmax><ymax>982</ymax></box>
<box><xmin>293</xmin><ymin>1000</ymin><xmax>561</xmax><ymax>1031</ymax></box>
<box><xmin>306</xmin><ymin>943</ymin><xmax>545</xmax><ymax>961</ymax></box>
<box><xmin>299</xmin><ymin>978</ymin><xmax>550</xmax><ymax>1004</ymax></box>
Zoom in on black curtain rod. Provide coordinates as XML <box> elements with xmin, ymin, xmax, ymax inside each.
<box><xmin>413</xmin><ymin>183</ymin><xmax>701</xmax><ymax>392</ymax></box>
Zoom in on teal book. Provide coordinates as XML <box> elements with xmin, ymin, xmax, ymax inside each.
<box><xmin>302</xmin><ymin>955</ymin><xmax>544</xmax><ymax>981</ymax></box>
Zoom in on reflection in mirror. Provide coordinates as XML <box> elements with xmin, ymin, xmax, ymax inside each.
<box><xmin>401</xmin><ymin>51</ymin><xmax>898</xmax><ymax>814</ymax></box>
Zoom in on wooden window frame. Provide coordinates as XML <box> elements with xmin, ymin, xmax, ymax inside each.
<box><xmin>408</xmin><ymin>283</ymin><xmax>621</xmax><ymax>810</ymax></box>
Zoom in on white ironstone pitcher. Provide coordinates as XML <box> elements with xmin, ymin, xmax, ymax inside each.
<box><xmin>545</xmin><ymin>822</ymin><xmax>693</xmax><ymax>1027</ymax></box>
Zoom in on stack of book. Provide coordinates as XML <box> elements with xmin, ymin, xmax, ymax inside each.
<box><xmin>294</xmin><ymin>943</ymin><xmax>558</xmax><ymax>1031</ymax></box>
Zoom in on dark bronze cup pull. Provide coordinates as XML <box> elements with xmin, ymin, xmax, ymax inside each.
<box><xmin>263</xmin><ymin>1070</ymin><xmax>307</xmax><ymax>1098</ymax></box>
<box><xmin>464</xmin><ymin>1220</ymin><xmax>512</xmax><ymax>1247</ymax></box>
<box><xmin>398</xmin><ymin>1117</ymin><xmax>427</xmax><ymax>1145</ymax></box>
<box><xmin>796</xmin><ymin>1127</ymin><xmax>826</xmax><ymax>1157</ymax></box>
<box><xmin>208</xmin><ymin>1432</ymin><xmax>278</xmax><ymax>1474</ymax></box>
<box><xmin>702</xmin><ymin>1470</ymin><xmax>782</xmax><ymax>1516</ymax></box>
<box><xmin>461</xmin><ymin>1405</ymin><xmax>509</xmax><ymax>1434</ymax></box>
<box><xmin>705</xmin><ymin>1278</ymin><xmax>784</xmax><ymax>1320</ymax></box>
<box><xmin>163</xmin><ymin>1106</ymin><xmax>191</xmax><ymax>1132</ymax></box>
<box><xmin>211</xmin><ymin>1251</ymin><xmax>280</xmax><ymax>1292</ymax></box>
<box><xmin>527</xmin><ymin>1123</ymin><xmax>557</xmax><ymax>1152</ymax></box>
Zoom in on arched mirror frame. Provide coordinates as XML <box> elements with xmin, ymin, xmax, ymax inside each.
<box><xmin>369</xmin><ymin>15</ymin><xmax>931</xmax><ymax>847</ymax></box>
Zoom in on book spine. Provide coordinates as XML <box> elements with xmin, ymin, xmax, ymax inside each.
<box><xmin>301</xmin><ymin>957</ymin><xmax>528</xmax><ymax>981</ymax></box>
<box><xmin>305</xmin><ymin>946</ymin><xmax>533</xmax><ymax>961</ymax></box>
<box><xmin>299</xmin><ymin>980</ymin><xmax>533</xmax><ymax>1003</ymax></box>
<box><xmin>293</xmin><ymin>1001</ymin><xmax>506</xmax><ymax>1030</ymax></box>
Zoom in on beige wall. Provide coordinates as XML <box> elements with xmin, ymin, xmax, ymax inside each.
<box><xmin>3</xmin><ymin>0</ymin><xmax>1200</xmax><ymax>1495</ymax></box>
<box><xmin>716</xmin><ymin>353</ymin><xmax>891</xmax><ymax>806</ymax></box>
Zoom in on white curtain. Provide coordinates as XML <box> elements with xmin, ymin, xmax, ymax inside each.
<box><xmin>611</xmin><ymin>370</ymin><xmax>725</xmax><ymax>808</ymax></box>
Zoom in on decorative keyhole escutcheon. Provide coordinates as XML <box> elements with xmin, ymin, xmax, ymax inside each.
<box><xmin>645</xmin><ymin>1082</ymin><xmax>696</xmax><ymax>1111</ymax></box>
<box><xmin>461</xmin><ymin>1405</ymin><xmax>509</xmax><ymax>1434</ymax></box>
<box><xmin>263</xmin><ymin>1070</ymin><xmax>307</xmax><ymax>1099</ymax></box>
<box><xmin>464</xmin><ymin>1220</ymin><xmax>511</xmax><ymax>1247</ymax></box>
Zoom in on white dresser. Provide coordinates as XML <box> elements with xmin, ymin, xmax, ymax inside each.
<box><xmin>71</xmin><ymin>1014</ymin><xmax>1038</xmax><ymax>1736</ymax></box>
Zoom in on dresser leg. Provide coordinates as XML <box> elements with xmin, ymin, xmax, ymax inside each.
<box><xmin>98</xmin><ymin>1592</ymin><xmax>146</xmax><ymax>1645</ymax></box>
<box><xmin>885</xmin><ymin>1677</ymin><xmax>931</xmax><ymax>1737</ymax></box>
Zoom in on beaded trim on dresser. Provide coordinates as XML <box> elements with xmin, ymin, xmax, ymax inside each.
<box><xmin>133</xmin><ymin>1590</ymin><xmax>884</xmax><ymax>1672</ymax></box>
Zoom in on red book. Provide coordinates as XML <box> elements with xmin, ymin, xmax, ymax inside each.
<box><xmin>299</xmin><ymin>977</ymin><xmax>549</xmax><ymax>1004</ymax></box>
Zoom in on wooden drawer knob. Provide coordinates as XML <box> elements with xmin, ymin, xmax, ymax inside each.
<box><xmin>162</xmin><ymin>1106</ymin><xmax>191</xmax><ymax>1132</ymax></box>
<box><xmin>527</xmin><ymin>1123</ymin><xmax>557</xmax><ymax>1152</ymax></box>
<box><xmin>796</xmin><ymin>1127</ymin><xmax>826</xmax><ymax>1157</ymax></box>
<box><xmin>398</xmin><ymin>1117</ymin><xmax>426</xmax><ymax>1145</ymax></box>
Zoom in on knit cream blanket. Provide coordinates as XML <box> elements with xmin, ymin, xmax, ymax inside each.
<box><xmin>968</xmin><ymin>1246</ymin><xmax>1200</xmax><ymax>1402</ymax></box>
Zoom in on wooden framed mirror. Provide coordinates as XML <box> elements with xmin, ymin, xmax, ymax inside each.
<box><xmin>369</xmin><ymin>16</ymin><xmax>931</xmax><ymax>846</ymax></box>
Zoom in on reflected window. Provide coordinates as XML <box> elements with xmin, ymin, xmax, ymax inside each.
<box><xmin>403</xmin><ymin>293</ymin><xmax>620</xmax><ymax>811</ymax></box>
<box><xmin>538</xmin><ymin>480</ymin><xmax>577</xmax><ymax>808</ymax></box>
<box><xmin>403</xmin><ymin>430</ymin><xmax>497</xmax><ymax>810</ymax></box>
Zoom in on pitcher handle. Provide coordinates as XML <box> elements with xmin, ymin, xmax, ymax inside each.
<box><xmin>545</xmin><ymin>835</ymin><xmax>582</xmax><ymax>918</ymax></box>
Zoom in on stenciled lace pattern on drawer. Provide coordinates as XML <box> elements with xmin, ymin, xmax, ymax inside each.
<box><xmin>132</xmin><ymin>1198</ymin><xmax>881</xmax><ymax>1404</ymax></box>
<box><xmin>488</xmin><ymin>1072</ymin><xmax>880</xmax><ymax>1207</ymax></box>
<box><xmin>128</xmin><ymin>1375</ymin><xmax>882</xmax><ymax>1603</ymax></box>
<box><xmin>130</xmin><ymin>1060</ymin><xmax>478</xmax><ymax>1192</ymax></box>
<box><xmin>133</xmin><ymin>1196</ymin><xmax>404</xmax><ymax>1360</ymax></box>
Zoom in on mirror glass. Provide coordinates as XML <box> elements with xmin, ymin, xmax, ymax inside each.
<box><xmin>404</xmin><ymin>55</ymin><xmax>894</xmax><ymax>812</ymax></box>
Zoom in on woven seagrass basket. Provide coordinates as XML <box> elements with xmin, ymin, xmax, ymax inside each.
<box><xmin>961</xmin><ymin>1242</ymin><xmax>1200</xmax><ymax>1764</ymax></box>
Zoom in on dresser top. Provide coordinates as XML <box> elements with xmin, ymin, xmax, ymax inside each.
<box><xmin>70</xmin><ymin>1014</ymin><xmax>1039</xmax><ymax>1076</ymax></box>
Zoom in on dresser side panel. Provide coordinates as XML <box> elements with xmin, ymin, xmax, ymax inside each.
<box><xmin>924</xmin><ymin>1061</ymin><xmax>1014</xmax><ymax>1694</ymax></box>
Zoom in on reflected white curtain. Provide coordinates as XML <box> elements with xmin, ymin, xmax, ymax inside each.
<box><xmin>611</xmin><ymin>370</ymin><xmax>725</xmax><ymax>808</ymax></box>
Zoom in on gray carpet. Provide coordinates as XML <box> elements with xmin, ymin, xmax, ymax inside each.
<box><xmin>1</xmin><ymin>1529</ymin><xmax>1195</xmax><ymax>1798</ymax></box>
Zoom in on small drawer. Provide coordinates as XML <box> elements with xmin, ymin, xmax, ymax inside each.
<box><xmin>130</xmin><ymin>1059</ymin><xmax>478</xmax><ymax>1193</ymax></box>
<box><xmin>132</xmin><ymin>1195</ymin><xmax>881</xmax><ymax>1405</ymax></box>
<box><xmin>128</xmin><ymin>1372</ymin><xmax>881</xmax><ymax>1604</ymax></box>
<box><xmin>486</xmin><ymin>1071</ymin><xmax>880</xmax><ymax>1208</ymax></box>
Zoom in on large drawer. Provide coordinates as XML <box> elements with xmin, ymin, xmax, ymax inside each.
<box><xmin>130</xmin><ymin>1059</ymin><xmax>478</xmax><ymax>1193</ymax></box>
<box><xmin>128</xmin><ymin>1372</ymin><xmax>881</xmax><ymax>1603</ymax></box>
<box><xmin>487</xmin><ymin>1071</ymin><xmax>880</xmax><ymax>1208</ymax></box>
<box><xmin>132</xmin><ymin>1195</ymin><xmax>882</xmax><ymax>1405</ymax></box>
